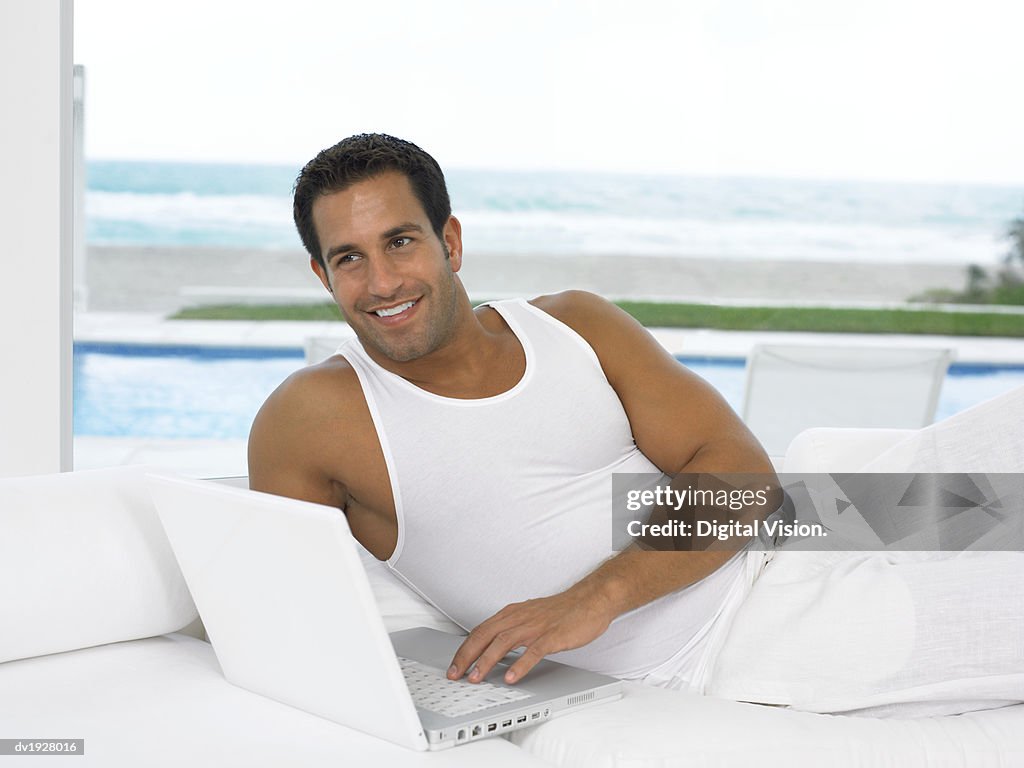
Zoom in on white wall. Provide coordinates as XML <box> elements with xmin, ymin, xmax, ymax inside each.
<box><xmin>0</xmin><ymin>0</ymin><xmax>74</xmax><ymax>477</ymax></box>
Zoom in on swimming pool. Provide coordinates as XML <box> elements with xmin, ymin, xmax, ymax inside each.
<box><xmin>73</xmin><ymin>343</ymin><xmax>304</xmax><ymax>439</ymax></box>
<box><xmin>73</xmin><ymin>343</ymin><xmax>1024</xmax><ymax>439</ymax></box>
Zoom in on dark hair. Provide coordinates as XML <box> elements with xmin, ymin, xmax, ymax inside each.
<box><xmin>293</xmin><ymin>133</ymin><xmax>452</xmax><ymax>267</ymax></box>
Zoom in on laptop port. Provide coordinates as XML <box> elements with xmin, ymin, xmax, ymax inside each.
<box><xmin>487</xmin><ymin>723</ymin><xmax>497</xmax><ymax>733</ymax></box>
<box><xmin>516</xmin><ymin>715</ymin><xmax>527</xmax><ymax>724</ymax></box>
<box><xmin>472</xmin><ymin>725</ymin><xmax>483</xmax><ymax>737</ymax></box>
<box><xmin>456</xmin><ymin>729</ymin><xmax>467</xmax><ymax>742</ymax></box>
<box><xmin>530</xmin><ymin>712</ymin><xmax>540</xmax><ymax>720</ymax></box>
<box><xmin>502</xmin><ymin>719</ymin><xmax>513</xmax><ymax>728</ymax></box>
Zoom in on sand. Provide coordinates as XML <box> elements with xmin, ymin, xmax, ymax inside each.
<box><xmin>82</xmin><ymin>245</ymin><xmax>970</xmax><ymax>314</ymax></box>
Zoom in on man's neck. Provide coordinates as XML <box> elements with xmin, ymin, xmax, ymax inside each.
<box><xmin>363</xmin><ymin>300</ymin><xmax>524</xmax><ymax>400</ymax></box>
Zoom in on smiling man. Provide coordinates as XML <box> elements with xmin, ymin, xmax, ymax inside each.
<box><xmin>248</xmin><ymin>133</ymin><xmax>777</xmax><ymax>690</ymax></box>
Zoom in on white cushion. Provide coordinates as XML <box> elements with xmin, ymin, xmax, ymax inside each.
<box><xmin>510</xmin><ymin>680</ymin><xmax>1024</xmax><ymax>767</ymax></box>
<box><xmin>0</xmin><ymin>634</ymin><xmax>542</xmax><ymax>767</ymax></box>
<box><xmin>0</xmin><ymin>466</ymin><xmax>197</xmax><ymax>663</ymax></box>
<box><xmin>782</xmin><ymin>427</ymin><xmax>914</xmax><ymax>472</ymax></box>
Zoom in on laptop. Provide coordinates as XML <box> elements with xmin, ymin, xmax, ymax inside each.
<box><xmin>147</xmin><ymin>473</ymin><xmax>623</xmax><ymax>751</ymax></box>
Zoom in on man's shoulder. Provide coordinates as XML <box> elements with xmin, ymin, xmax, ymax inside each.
<box><xmin>248</xmin><ymin>350</ymin><xmax>379</xmax><ymax>495</ymax></box>
<box><xmin>529</xmin><ymin>288</ymin><xmax>611</xmax><ymax>316</ymax></box>
<box><xmin>247</xmin><ymin>350</ymin><xmax>384</xmax><ymax>513</ymax></box>
<box><xmin>528</xmin><ymin>290</ymin><xmax>645</xmax><ymax>350</ymax></box>
<box><xmin>250</xmin><ymin>353</ymin><xmax>368</xmax><ymax>439</ymax></box>
<box><xmin>528</xmin><ymin>289</ymin><xmax>623</xmax><ymax>334</ymax></box>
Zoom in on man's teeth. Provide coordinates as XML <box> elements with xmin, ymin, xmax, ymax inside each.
<box><xmin>375</xmin><ymin>300</ymin><xmax>415</xmax><ymax>318</ymax></box>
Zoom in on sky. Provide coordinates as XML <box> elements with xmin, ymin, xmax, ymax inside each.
<box><xmin>74</xmin><ymin>0</ymin><xmax>1024</xmax><ymax>185</ymax></box>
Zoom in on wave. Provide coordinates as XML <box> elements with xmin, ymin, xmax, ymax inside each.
<box><xmin>85</xmin><ymin>190</ymin><xmax>1011</xmax><ymax>263</ymax></box>
<box><xmin>458</xmin><ymin>209</ymin><xmax>1004</xmax><ymax>264</ymax></box>
<box><xmin>87</xmin><ymin>190</ymin><xmax>292</xmax><ymax>226</ymax></box>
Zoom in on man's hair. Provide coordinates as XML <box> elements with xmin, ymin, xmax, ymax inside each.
<box><xmin>293</xmin><ymin>133</ymin><xmax>452</xmax><ymax>268</ymax></box>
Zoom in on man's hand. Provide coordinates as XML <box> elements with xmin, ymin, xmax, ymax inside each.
<box><xmin>447</xmin><ymin>586</ymin><xmax>616</xmax><ymax>685</ymax></box>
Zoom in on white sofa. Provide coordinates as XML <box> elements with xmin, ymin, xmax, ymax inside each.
<box><xmin>2</xmin><ymin>401</ymin><xmax>1023</xmax><ymax>767</ymax></box>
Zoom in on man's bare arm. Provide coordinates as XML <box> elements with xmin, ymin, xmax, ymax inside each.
<box><xmin>248</xmin><ymin>358</ymin><xmax>403</xmax><ymax>562</ymax></box>
<box><xmin>248</xmin><ymin>366</ymin><xmax>347</xmax><ymax>506</ymax></box>
<box><xmin>449</xmin><ymin>291</ymin><xmax>778</xmax><ymax>685</ymax></box>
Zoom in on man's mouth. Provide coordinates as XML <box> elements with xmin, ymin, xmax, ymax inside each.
<box><xmin>371</xmin><ymin>299</ymin><xmax>417</xmax><ymax>318</ymax></box>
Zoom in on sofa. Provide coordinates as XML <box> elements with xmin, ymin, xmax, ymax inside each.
<box><xmin>2</xmin><ymin>391</ymin><xmax>1023</xmax><ymax>767</ymax></box>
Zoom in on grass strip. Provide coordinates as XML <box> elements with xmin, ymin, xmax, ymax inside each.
<box><xmin>171</xmin><ymin>301</ymin><xmax>1024</xmax><ymax>338</ymax></box>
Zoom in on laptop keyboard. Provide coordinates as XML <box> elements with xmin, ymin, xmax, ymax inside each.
<box><xmin>398</xmin><ymin>656</ymin><xmax>531</xmax><ymax>718</ymax></box>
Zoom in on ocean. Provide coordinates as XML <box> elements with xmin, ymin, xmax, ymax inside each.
<box><xmin>86</xmin><ymin>161</ymin><xmax>1024</xmax><ymax>265</ymax></box>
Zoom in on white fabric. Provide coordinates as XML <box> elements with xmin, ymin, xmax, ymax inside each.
<box><xmin>640</xmin><ymin>549</ymin><xmax>771</xmax><ymax>694</ymax></box>
<box><xmin>6</xmin><ymin>634</ymin><xmax>1020</xmax><ymax>768</ymax></box>
<box><xmin>859</xmin><ymin>384</ymin><xmax>1024</xmax><ymax>473</ymax></box>
<box><xmin>509</xmin><ymin>680</ymin><xmax>1024</xmax><ymax>768</ymax></box>
<box><xmin>707</xmin><ymin>550</ymin><xmax>1024</xmax><ymax>716</ymax></box>
<box><xmin>341</xmin><ymin>298</ymin><xmax>746</xmax><ymax>681</ymax></box>
<box><xmin>707</xmin><ymin>386</ymin><xmax>1024</xmax><ymax>716</ymax></box>
<box><xmin>0</xmin><ymin>634</ymin><xmax>543</xmax><ymax>768</ymax></box>
<box><xmin>0</xmin><ymin>466</ymin><xmax>197</xmax><ymax>663</ymax></box>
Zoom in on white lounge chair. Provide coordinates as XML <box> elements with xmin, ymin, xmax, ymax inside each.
<box><xmin>304</xmin><ymin>335</ymin><xmax>349</xmax><ymax>365</ymax></box>
<box><xmin>741</xmin><ymin>343</ymin><xmax>953</xmax><ymax>457</ymax></box>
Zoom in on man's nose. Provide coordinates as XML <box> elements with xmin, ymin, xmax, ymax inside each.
<box><xmin>365</xmin><ymin>254</ymin><xmax>403</xmax><ymax>297</ymax></box>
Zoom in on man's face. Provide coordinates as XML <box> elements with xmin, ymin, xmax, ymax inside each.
<box><xmin>310</xmin><ymin>172</ymin><xmax>463</xmax><ymax>364</ymax></box>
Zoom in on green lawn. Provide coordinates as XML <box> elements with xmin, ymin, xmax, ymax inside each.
<box><xmin>171</xmin><ymin>300</ymin><xmax>1024</xmax><ymax>338</ymax></box>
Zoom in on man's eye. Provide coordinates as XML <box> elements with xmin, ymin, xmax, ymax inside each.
<box><xmin>391</xmin><ymin>236</ymin><xmax>411</xmax><ymax>249</ymax></box>
<box><xmin>335</xmin><ymin>253</ymin><xmax>360</xmax><ymax>266</ymax></box>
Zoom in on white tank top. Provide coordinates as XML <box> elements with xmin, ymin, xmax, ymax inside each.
<box><xmin>340</xmin><ymin>298</ymin><xmax>745</xmax><ymax>681</ymax></box>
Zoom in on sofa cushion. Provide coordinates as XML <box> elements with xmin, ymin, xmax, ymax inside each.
<box><xmin>509</xmin><ymin>679</ymin><xmax>1024</xmax><ymax>767</ymax></box>
<box><xmin>782</xmin><ymin>427</ymin><xmax>913</xmax><ymax>472</ymax></box>
<box><xmin>0</xmin><ymin>634</ymin><xmax>542</xmax><ymax>767</ymax></box>
<box><xmin>0</xmin><ymin>466</ymin><xmax>197</xmax><ymax>663</ymax></box>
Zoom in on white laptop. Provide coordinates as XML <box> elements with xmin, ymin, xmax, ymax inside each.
<box><xmin>147</xmin><ymin>473</ymin><xmax>622</xmax><ymax>751</ymax></box>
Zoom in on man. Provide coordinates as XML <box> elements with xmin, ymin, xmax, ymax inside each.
<box><xmin>248</xmin><ymin>134</ymin><xmax>776</xmax><ymax>690</ymax></box>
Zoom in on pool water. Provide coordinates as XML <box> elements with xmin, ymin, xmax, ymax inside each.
<box><xmin>73</xmin><ymin>344</ymin><xmax>305</xmax><ymax>439</ymax></box>
<box><xmin>72</xmin><ymin>343</ymin><xmax>1024</xmax><ymax>439</ymax></box>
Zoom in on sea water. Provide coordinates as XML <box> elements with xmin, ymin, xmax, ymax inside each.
<box><xmin>86</xmin><ymin>161</ymin><xmax>1024</xmax><ymax>264</ymax></box>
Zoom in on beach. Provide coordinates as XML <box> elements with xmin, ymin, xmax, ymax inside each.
<box><xmin>83</xmin><ymin>245</ymin><xmax>969</xmax><ymax>314</ymax></box>
<box><xmin>81</xmin><ymin>160</ymin><xmax>1018</xmax><ymax>315</ymax></box>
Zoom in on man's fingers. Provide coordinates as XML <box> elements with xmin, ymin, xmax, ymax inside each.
<box><xmin>448</xmin><ymin>628</ymin><xmax>493</xmax><ymax>679</ymax></box>
<box><xmin>503</xmin><ymin>644</ymin><xmax>546</xmax><ymax>684</ymax></box>
<box><xmin>447</xmin><ymin>598</ymin><xmax>585</xmax><ymax>684</ymax></box>
<box><xmin>465</xmin><ymin>629</ymin><xmax>527</xmax><ymax>683</ymax></box>
<box><xmin>448</xmin><ymin>614</ymin><xmax>519</xmax><ymax>679</ymax></box>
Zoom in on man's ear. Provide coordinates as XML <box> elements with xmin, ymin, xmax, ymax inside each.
<box><xmin>443</xmin><ymin>215</ymin><xmax>464</xmax><ymax>273</ymax></box>
<box><xmin>311</xmin><ymin>258</ymin><xmax>333</xmax><ymax>294</ymax></box>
